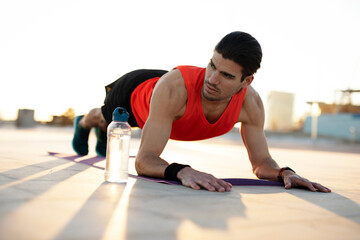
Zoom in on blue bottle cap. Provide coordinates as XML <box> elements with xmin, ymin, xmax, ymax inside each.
<box><xmin>112</xmin><ymin>107</ymin><xmax>129</xmax><ymax>122</ymax></box>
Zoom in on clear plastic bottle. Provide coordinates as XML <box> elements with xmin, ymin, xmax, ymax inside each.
<box><xmin>104</xmin><ymin>107</ymin><xmax>131</xmax><ymax>183</ymax></box>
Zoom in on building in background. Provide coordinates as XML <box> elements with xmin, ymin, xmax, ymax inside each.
<box><xmin>16</xmin><ymin>109</ymin><xmax>36</xmax><ymax>128</ymax></box>
<box><xmin>48</xmin><ymin>108</ymin><xmax>75</xmax><ymax>126</ymax></box>
<box><xmin>303</xmin><ymin>89</ymin><xmax>360</xmax><ymax>142</ymax></box>
<box><xmin>264</xmin><ymin>91</ymin><xmax>295</xmax><ymax>132</ymax></box>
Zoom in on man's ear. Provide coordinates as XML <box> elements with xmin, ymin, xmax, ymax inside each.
<box><xmin>242</xmin><ymin>75</ymin><xmax>254</xmax><ymax>87</ymax></box>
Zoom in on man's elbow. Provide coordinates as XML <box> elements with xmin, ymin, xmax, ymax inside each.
<box><xmin>134</xmin><ymin>152</ymin><xmax>155</xmax><ymax>176</ymax></box>
<box><xmin>135</xmin><ymin>157</ymin><xmax>146</xmax><ymax>176</ymax></box>
<box><xmin>252</xmin><ymin>166</ymin><xmax>265</xmax><ymax>179</ymax></box>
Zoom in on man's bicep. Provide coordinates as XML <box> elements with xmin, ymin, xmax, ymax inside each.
<box><xmin>138</xmin><ymin>73</ymin><xmax>184</xmax><ymax>156</ymax></box>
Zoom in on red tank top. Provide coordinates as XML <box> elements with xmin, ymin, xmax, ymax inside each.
<box><xmin>131</xmin><ymin>65</ymin><xmax>247</xmax><ymax>141</ymax></box>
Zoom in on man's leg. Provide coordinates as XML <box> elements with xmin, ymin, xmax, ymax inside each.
<box><xmin>72</xmin><ymin>108</ymin><xmax>108</xmax><ymax>156</ymax></box>
<box><xmin>72</xmin><ymin>69</ymin><xmax>168</xmax><ymax>156</ymax></box>
<box><xmin>79</xmin><ymin>108</ymin><xmax>108</xmax><ymax>132</ymax></box>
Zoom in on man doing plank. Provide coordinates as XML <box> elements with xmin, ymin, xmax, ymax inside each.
<box><xmin>72</xmin><ymin>31</ymin><xmax>331</xmax><ymax>193</ymax></box>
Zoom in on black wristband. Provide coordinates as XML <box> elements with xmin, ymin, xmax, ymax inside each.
<box><xmin>278</xmin><ymin>167</ymin><xmax>296</xmax><ymax>182</ymax></box>
<box><xmin>164</xmin><ymin>163</ymin><xmax>190</xmax><ymax>181</ymax></box>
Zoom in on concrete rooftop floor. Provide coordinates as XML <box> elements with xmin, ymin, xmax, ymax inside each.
<box><xmin>0</xmin><ymin>123</ymin><xmax>359</xmax><ymax>240</ymax></box>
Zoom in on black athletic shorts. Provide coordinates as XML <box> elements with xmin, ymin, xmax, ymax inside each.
<box><xmin>101</xmin><ymin>69</ymin><xmax>168</xmax><ymax>127</ymax></box>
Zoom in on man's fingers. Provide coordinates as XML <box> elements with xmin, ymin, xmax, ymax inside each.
<box><xmin>198</xmin><ymin>179</ymin><xmax>220</xmax><ymax>192</ymax></box>
<box><xmin>211</xmin><ymin>179</ymin><xmax>232</xmax><ymax>192</ymax></box>
<box><xmin>210</xmin><ymin>182</ymin><xmax>224</xmax><ymax>192</ymax></box>
<box><xmin>284</xmin><ymin>176</ymin><xmax>331</xmax><ymax>193</ymax></box>
<box><xmin>284</xmin><ymin>178</ymin><xmax>292</xmax><ymax>189</ymax></box>
<box><xmin>201</xmin><ymin>182</ymin><xmax>216</xmax><ymax>192</ymax></box>
<box><xmin>194</xmin><ymin>179</ymin><xmax>231</xmax><ymax>192</ymax></box>
<box><xmin>212</xmin><ymin>181</ymin><xmax>228</xmax><ymax>192</ymax></box>
<box><xmin>305</xmin><ymin>181</ymin><xmax>317</xmax><ymax>192</ymax></box>
<box><xmin>223</xmin><ymin>181</ymin><xmax>232</xmax><ymax>191</ymax></box>
<box><xmin>293</xmin><ymin>177</ymin><xmax>316</xmax><ymax>192</ymax></box>
<box><xmin>313</xmin><ymin>182</ymin><xmax>332</xmax><ymax>193</ymax></box>
<box><xmin>179</xmin><ymin>169</ymin><xmax>232</xmax><ymax>192</ymax></box>
<box><xmin>188</xmin><ymin>181</ymin><xmax>201</xmax><ymax>190</ymax></box>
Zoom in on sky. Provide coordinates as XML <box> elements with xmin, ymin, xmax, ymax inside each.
<box><xmin>0</xmin><ymin>0</ymin><xmax>360</xmax><ymax>121</ymax></box>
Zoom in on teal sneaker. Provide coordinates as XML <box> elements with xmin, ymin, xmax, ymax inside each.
<box><xmin>72</xmin><ymin>115</ymin><xmax>90</xmax><ymax>155</ymax></box>
<box><xmin>95</xmin><ymin>127</ymin><xmax>107</xmax><ymax>156</ymax></box>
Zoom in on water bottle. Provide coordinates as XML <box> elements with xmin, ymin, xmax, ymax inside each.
<box><xmin>104</xmin><ymin>107</ymin><xmax>131</xmax><ymax>183</ymax></box>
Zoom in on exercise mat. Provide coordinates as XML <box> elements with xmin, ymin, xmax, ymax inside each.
<box><xmin>48</xmin><ymin>152</ymin><xmax>284</xmax><ymax>187</ymax></box>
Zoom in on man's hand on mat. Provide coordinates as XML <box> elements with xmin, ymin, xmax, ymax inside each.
<box><xmin>177</xmin><ymin>167</ymin><xmax>232</xmax><ymax>192</ymax></box>
<box><xmin>283</xmin><ymin>173</ymin><xmax>331</xmax><ymax>193</ymax></box>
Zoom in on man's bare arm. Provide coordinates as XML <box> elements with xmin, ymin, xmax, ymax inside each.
<box><xmin>239</xmin><ymin>87</ymin><xmax>331</xmax><ymax>192</ymax></box>
<box><xmin>135</xmin><ymin>69</ymin><xmax>231</xmax><ymax>192</ymax></box>
<box><xmin>135</xmin><ymin>70</ymin><xmax>185</xmax><ymax>178</ymax></box>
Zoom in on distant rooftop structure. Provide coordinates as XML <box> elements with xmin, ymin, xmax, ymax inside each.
<box><xmin>307</xmin><ymin>89</ymin><xmax>360</xmax><ymax>114</ymax></box>
<box><xmin>48</xmin><ymin>108</ymin><xmax>75</xmax><ymax>126</ymax></box>
<box><xmin>335</xmin><ymin>89</ymin><xmax>360</xmax><ymax>106</ymax></box>
<box><xmin>305</xmin><ymin>89</ymin><xmax>360</xmax><ymax>142</ymax></box>
<box><xmin>16</xmin><ymin>109</ymin><xmax>36</xmax><ymax>128</ymax></box>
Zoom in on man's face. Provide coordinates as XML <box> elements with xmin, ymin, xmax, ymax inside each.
<box><xmin>202</xmin><ymin>51</ymin><xmax>248</xmax><ymax>102</ymax></box>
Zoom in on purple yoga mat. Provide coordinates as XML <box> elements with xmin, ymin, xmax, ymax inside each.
<box><xmin>48</xmin><ymin>152</ymin><xmax>284</xmax><ymax>187</ymax></box>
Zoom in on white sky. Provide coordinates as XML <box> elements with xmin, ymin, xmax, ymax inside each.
<box><xmin>0</xmin><ymin>0</ymin><xmax>360</xmax><ymax>121</ymax></box>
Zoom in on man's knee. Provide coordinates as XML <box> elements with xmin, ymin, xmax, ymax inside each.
<box><xmin>81</xmin><ymin>108</ymin><xmax>108</xmax><ymax>130</ymax></box>
<box><xmin>98</xmin><ymin>111</ymin><xmax>108</xmax><ymax>131</ymax></box>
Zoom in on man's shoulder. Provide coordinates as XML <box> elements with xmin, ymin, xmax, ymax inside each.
<box><xmin>150</xmin><ymin>70</ymin><xmax>187</xmax><ymax>120</ymax></box>
<box><xmin>175</xmin><ymin>65</ymin><xmax>204</xmax><ymax>72</ymax></box>
<box><xmin>156</xmin><ymin>69</ymin><xmax>186</xmax><ymax>90</ymax></box>
<box><xmin>152</xmin><ymin>69</ymin><xmax>188</xmax><ymax>114</ymax></box>
<box><xmin>244</xmin><ymin>86</ymin><xmax>262</xmax><ymax>104</ymax></box>
<box><xmin>239</xmin><ymin>86</ymin><xmax>265</xmax><ymax>125</ymax></box>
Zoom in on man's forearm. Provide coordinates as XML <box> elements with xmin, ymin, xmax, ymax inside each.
<box><xmin>252</xmin><ymin>157</ymin><xmax>281</xmax><ymax>181</ymax></box>
<box><xmin>135</xmin><ymin>152</ymin><xmax>169</xmax><ymax>178</ymax></box>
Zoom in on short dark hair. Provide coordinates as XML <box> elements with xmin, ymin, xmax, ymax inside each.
<box><xmin>215</xmin><ymin>31</ymin><xmax>262</xmax><ymax>81</ymax></box>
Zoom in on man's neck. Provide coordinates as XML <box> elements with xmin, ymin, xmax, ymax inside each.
<box><xmin>201</xmin><ymin>93</ymin><xmax>232</xmax><ymax>124</ymax></box>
